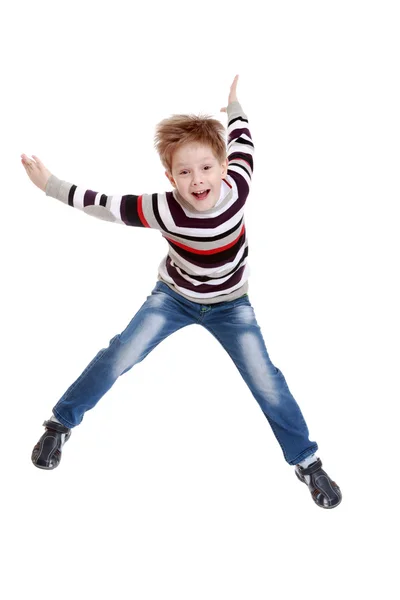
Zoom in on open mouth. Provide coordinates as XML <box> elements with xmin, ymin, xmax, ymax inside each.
<box><xmin>192</xmin><ymin>189</ymin><xmax>210</xmax><ymax>201</ymax></box>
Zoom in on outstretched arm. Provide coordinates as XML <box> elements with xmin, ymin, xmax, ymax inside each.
<box><xmin>21</xmin><ymin>154</ymin><xmax>160</xmax><ymax>229</ymax></box>
<box><xmin>221</xmin><ymin>75</ymin><xmax>254</xmax><ymax>195</ymax></box>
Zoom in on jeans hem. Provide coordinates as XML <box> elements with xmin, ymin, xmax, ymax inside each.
<box><xmin>287</xmin><ymin>445</ymin><xmax>319</xmax><ymax>466</ymax></box>
<box><xmin>52</xmin><ymin>409</ymin><xmax>76</xmax><ymax>429</ymax></box>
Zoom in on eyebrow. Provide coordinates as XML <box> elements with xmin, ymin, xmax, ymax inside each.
<box><xmin>176</xmin><ymin>158</ymin><xmax>215</xmax><ymax>168</ymax></box>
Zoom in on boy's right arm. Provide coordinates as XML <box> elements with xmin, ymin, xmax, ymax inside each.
<box><xmin>44</xmin><ymin>173</ymin><xmax>155</xmax><ymax>227</ymax></box>
<box><xmin>21</xmin><ymin>154</ymin><xmax>161</xmax><ymax>230</ymax></box>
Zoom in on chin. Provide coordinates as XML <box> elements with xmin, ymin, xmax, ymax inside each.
<box><xmin>192</xmin><ymin>200</ymin><xmax>216</xmax><ymax>211</ymax></box>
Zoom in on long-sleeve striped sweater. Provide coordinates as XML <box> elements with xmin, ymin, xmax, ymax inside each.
<box><xmin>45</xmin><ymin>100</ymin><xmax>254</xmax><ymax>304</ymax></box>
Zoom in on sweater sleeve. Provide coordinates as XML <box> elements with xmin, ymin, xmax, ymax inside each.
<box><xmin>45</xmin><ymin>174</ymin><xmax>162</xmax><ymax>229</ymax></box>
<box><xmin>225</xmin><ymin>101</ymin><xmax>254</xmax><ymax>197</ymax></box>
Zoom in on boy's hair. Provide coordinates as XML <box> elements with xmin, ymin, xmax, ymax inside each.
<box><xmin>154</xmin><ymin>113</ymin><xmax>227</xmax><ymax>174</ymax></box>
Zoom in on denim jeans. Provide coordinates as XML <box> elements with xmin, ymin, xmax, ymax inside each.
<box><xmin>53</xmin><ymin>281</ymin><xmax>318</xmax><ymax>465</ymax></box>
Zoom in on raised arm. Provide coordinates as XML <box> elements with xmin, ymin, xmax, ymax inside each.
<box><xmin>21</xmin><ymin>154</ymin><xmax>160</xmax><ymax>229</ymax></box>
<box><xmin>221</xmin><ymin>75</ymin><xmax>254</xmax><ymax>196</ymax></box>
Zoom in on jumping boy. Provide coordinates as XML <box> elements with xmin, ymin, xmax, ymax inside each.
<box><xmin>21</xmin><ymin>75</ymin><xmax>342</xmax><ymax>509</ymax></box>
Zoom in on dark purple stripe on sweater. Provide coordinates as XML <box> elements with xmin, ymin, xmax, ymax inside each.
<box><xmin>83</xmin><ymin>189</ymin><xmax>97</xmax><ymax>207</ymax></box>
<box><xmin>226</xmin><ymin>168</ymin><xmax>250</xmax><ymax>198</ymax></box>
<box><xmin>166</xmin><ymin>188</ymin><xmax>246</xmax><ymax>230</ymax></box>
<box><xmin>120</xmin><ymin>195</ymin><xmax>145</xmax><ymax>227</ymax></box>
<box><xmin>229</xmin><ymin>150</ymin><xmax>254</xmax><ymax>174</ymax></box>
<box><xmin>228</xmin><ymin>127</ymin><xmax>252</xmax><ymax>144</ymax></box>
<box><xmin>166</xmin><ymin>248</ymin><xmax>248</xmax><ymax>282</ymax></box>
<box><xmin>165</xmin><ymin>218</ymin><xmax>243</xmax><ymax>243</ymax></box>
<box><xmin>165</xmin><ymin>261</ymin><xmax>246</xmax><ymax>294</ymax></box>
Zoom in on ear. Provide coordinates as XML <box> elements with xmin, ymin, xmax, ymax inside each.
<box><xmin>222</xmin><ymin>158</ymin><xmax>229</xmax><ymax>177</ymax></box>
<box><xmin>165</xmin><ymin>170</ymin><xmax>176</xmax><ymax>187</ymax></box>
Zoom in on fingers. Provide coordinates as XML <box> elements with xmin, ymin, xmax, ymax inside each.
<box><xmin>21</xmin><ymin>154</ymin><xmax>42</xmax><ymax>171</ymax></box>
<box><xmin>231</xmin><ymin>74</ymin><xmax>239</xmax><ymax>90</ymax></box>
<box><xmin>225</xmin><ymin>74</ymin><xmax>239</xmax><ymax>107</ymax></box>
<box><xmin>21</xmin><ymin>154</ymin><xmax>33</xmax><ymax>169</ymax></box>
<box><xmin>21</xmin><ymin>155</ymin><xmax>39</xmax><ymax>180</ymax></box>
<box><xmin>21</xmin><ymin>153</ymin><xmax>34</xmax><ymax>165</ymax></box>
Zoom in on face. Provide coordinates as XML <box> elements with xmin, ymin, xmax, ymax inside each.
<box><xmin>165</xmin><ymin>143</ymin><xmax>228</xmax><ymax>211</ymax></box>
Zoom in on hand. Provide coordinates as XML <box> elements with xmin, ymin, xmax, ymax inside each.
<box><xmin>21</xmin><ymin>154</ymin><xmax>52</xmax><ymax>192</ymax></box>
<box><xmin>220</xmin><ymin>74</ymin><xmax>239</xmax><ymax>112</ymax></box>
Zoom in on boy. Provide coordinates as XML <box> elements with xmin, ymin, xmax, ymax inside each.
<box><xmin>21</xmin><ymin>75</ymin><xmax>341</xmax><ymax>509</ymax></box>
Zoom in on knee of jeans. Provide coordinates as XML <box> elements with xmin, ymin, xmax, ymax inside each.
<box><xmin>108</xmin><ymin>333</ymin><xmax>121</xmax><ymax>347</ymax></box>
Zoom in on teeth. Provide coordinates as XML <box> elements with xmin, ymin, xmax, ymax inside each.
<box><xmin>194</xmin><ymin>190</ymin><xmax>207</xmax><ymax>195</ymax></box>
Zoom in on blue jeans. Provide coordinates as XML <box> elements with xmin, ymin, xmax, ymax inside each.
<box><xmin>53</xmin><ymin>281</ymin><xmax>318</xmax><ymax>465</ymax></box>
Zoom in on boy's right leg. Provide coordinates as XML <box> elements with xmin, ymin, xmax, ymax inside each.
<box><xmin>32</xmin><ymin>282</ymin><xmax>196</xmax><ymax>469</ymax></box>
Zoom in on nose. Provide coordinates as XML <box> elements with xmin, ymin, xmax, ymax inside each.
<box><xmin>192</xmin><ymin>173</ymin><xmax>204</xmax><ymax>186</ymax></box>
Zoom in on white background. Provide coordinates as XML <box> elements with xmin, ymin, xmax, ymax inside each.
<box><xmin>2</xmin><ymin>0</ymin><xmax>399</xmax><ymax>598</ymax></box>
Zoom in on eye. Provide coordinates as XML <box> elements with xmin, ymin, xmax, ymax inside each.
<box><xmin>179</xmin><ymin>165</ymin><xmax>212</xmax><ymax>175</ymax></box>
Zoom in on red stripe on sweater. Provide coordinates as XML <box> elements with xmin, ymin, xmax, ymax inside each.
<box><xmin>137</xmin><ymin>195</ymin><xmax>151</xmax><ymax>227</ymax></box>
<box><xmin>163</xmin><ymin>224</ymin><xmax>245</xmax><ymax>255</ymax></box>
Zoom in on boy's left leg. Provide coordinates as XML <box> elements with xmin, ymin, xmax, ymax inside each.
<box><xmin>202</xmin><ymin>294</ymin><xmax>341</xmax><ymax>508</ymax></box>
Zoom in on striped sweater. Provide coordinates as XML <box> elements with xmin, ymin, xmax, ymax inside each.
<box><xmin>45</xmin><ymin>100</ymin><xmax>254</xmax><ymax>304</ymax></box>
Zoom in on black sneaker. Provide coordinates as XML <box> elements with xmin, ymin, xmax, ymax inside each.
<box><xmin>295</xmin><ymin>458</ymin><xmax>342</xmax><ymax>509</ymax></box>
<box><xmin>31</xmin><ymin>420</ymin><xmax>71</xmax><ymax>470</ymax></box>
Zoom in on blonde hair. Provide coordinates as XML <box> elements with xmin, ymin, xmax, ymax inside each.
<box><xmin>154</xmin><ymin>113</ymin><xmax>227</xmax><ymax>174</ymax></box>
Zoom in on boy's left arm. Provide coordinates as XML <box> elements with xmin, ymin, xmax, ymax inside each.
<box><xmin>221</xmin><ymin>75</ymin><xmax>254</xmax><ymax>198</ymax></box>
